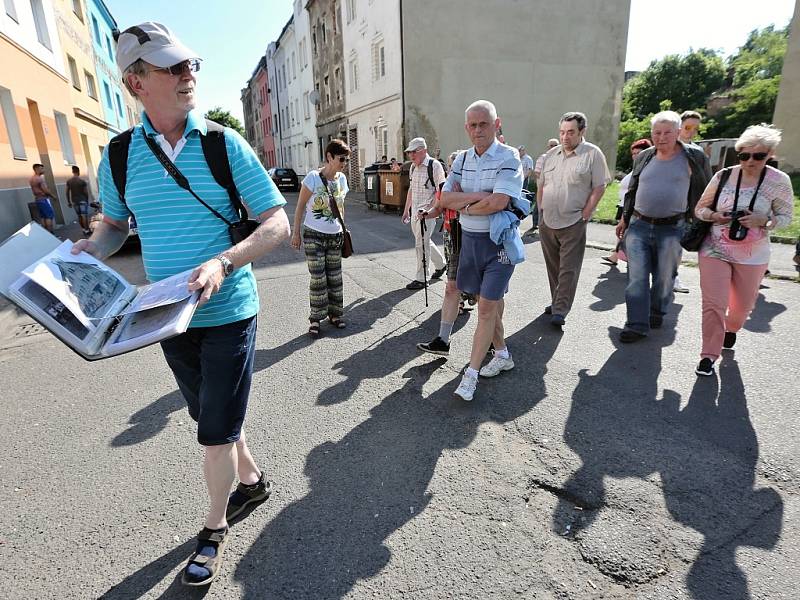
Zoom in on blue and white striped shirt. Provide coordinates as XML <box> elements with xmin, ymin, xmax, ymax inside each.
<box><xmin>98</xmin><ymin>109</ymin><xmax>286</xmax><ymax>327</ymax></box>
<box><xmin>443</xmin><ymin>139</ymin><xmax>523</xmax><ymax>232</ymax></box>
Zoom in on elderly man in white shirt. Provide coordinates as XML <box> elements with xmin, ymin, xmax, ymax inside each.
<box><xmin>403</xmin><ymin>137</ymin><xmax>447</xmax><ymax>290</ymax></box>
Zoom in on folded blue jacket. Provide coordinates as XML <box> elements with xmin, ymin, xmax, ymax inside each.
<box><xmin>489</xmin><ymin>195</ymin><xmax>531</xmax><ymax>265</ymax></box>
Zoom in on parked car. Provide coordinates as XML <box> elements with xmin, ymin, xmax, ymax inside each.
<box><xmin>268</xmin><ymin>167</ymin><xmax>300</xmax><ymax>192</ymax></box>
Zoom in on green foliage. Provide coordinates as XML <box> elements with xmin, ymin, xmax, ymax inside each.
<box><xmin>616</xmin><ymin>114</ymin><xmax>652</xmax><ymax>173</ymax></box>
<box><xmin>205</xmin><ymin>107</ymin><xmax>245</xmax><ymax>136</ymax></box>
<box><xmin>712</xmin><ymin>77</ymin><xmax>782</xmax><ymax>138</ymax></box>
<box><xmin>623</xmin><ymin>49</ymin><xmax>725</xmax><ymax>119</ymax></box>
<box><xmin>729</xmin><ymin>26</ymin><xmax>788</xmax><ymax>88</ymax></box>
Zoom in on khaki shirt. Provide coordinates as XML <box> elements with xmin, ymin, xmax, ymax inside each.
<box><xmin>540</xmin><ymin>140</ymin><xmax>611</xmax><ymax>229</ymax></box>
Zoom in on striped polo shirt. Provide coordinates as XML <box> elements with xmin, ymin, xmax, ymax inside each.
<box><xmin>98</xmin><ymin>109</ymin><xmax>286</xmax><ymax>328</ymax></box>
<box><xmin>443</xmin><ymin>139</ymin><xmax>523</xmax><ymax>232</ymax></box>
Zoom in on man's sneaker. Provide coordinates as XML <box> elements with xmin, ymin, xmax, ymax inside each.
<box><xmin>406</xmin><ymin>280</ymin><xmax>426</xmax><ymax>290</ymax></box>
<box><xmin>695</xmin><ymin>358</ymin><xmax>715</xmax><ymax>377</ymax></box>
<box><xmin>417</xmin><ymin>336</ymin><xmax>450</xmax><ymax>356</ymax></box>
<box><xmin>479</xmin><ymin>354</ymin><xmax>514</xmax><ymax>377</ymax></box>
<box><xmin>673</xmin><ymin>277</ymin><xmax>689</xmax><ymax>293</ymax></box>
<box><xmin>551</xmin><ymin>314</ymin><xmax>565</xmax><ymax>327</ymax></box>
<box><xmin>454</xmin><ymin>370</ymin><xmax>478</xmax><ymax>402</ymax></box>
<box><xmin>723</xmin><ymin>331</ymin><xmax>736</xmax><ymax>349</ymax></box>
<box><xmin>431</xmin><ymin>267</ymin><xmax>446</xmax><ymax>280</ymax></box>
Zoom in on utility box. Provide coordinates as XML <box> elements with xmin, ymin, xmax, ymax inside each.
<box><xmin>379</xmin><ymin>168</ymin><xmax>409</xmax><ymax>211</ymax></box>
<box><xmin>363</xmin><ymin>163</ymin><xmax>382</xmax><ymax>209</ymax></box>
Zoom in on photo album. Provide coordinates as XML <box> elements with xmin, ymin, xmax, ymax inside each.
<box><xmin>0</xmin><ymin>223</ymin><xmax>199</xmax><ymax>360</ymax></box>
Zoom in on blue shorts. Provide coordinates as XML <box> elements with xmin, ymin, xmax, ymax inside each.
<box><xmin>456</xmin><ymin>230</ymin><xmax>515</xmax><ymax>301</ymax></box>
<box><xmin>36</xmin><ymin>197</ymin><xmax>55</xmax><ymax>220</ymax></box>
<box><xmin>74</xmin><ymin>200</ymin><xmax>89</xmax><ymax>216</ymax></box>
<box><xmin>160</xmin><ymin>316</ymin><xmax>257</xmax><ymax>446</ymax></box>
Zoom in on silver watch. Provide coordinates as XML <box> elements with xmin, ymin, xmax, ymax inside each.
<box><xmin>216</xmin><ymin>254</ymin><xmax>234</xmax><ymax>277</ymax></box>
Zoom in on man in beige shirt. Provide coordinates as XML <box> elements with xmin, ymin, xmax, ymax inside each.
<box><xmin>538</xmin><ymin>112</ymin><xmax>610</xmax><ymax>327</ymax></box>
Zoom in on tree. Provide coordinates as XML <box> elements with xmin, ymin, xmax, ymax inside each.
<box><xmin>205</xmin><ymin>107</ymin><xmax>245</xmax><ymax>136</ymax></box>
<box><xmin>623</xmin><ymin>49</ymin><xmax>725</xmax><ymax>119</ymax></box>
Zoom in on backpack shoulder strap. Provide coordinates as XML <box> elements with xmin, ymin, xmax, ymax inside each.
<box><xmin>108</xmin><ymin>127</ymin><xmax>134</xmax><ymax>206</ymax></box>
<box><xmin>200</xmin><ymin>119</ymin><xmax>246</xmax><ymax>220</ymax></box>
<box><xmin>426</xmin><ymin>159</ymin><xmax>435</xmax><ymax>189</ymax></box>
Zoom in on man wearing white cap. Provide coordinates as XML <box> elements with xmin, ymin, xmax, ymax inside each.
<box><xmin>402</xmin><ymin>137</ymin><xmax>447</xmax><ymax>290</ymax></box>
<box><xmin>71</xmin><ymin>22</ymin><xmax>290</xmax><ymax>586</ymax></box>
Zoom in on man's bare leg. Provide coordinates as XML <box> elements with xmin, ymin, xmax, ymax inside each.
<box><xmin>492</xmin><ymin>299</ymin><xmax>506</xmax><ymax>350</ymax></box>
<box><xmin>235</xmin><ymin>430</ymin><xmax>261</xmax><ymax>485</ymax></box>
<box><xmin>469</xmin><ymin>297</ymin><xmax>499</xmax><ymax>370</ymax></box>
<box><xmin>204</xmin><ymin>443</ymin><xmax>237</xmax><ymax>530</ymax></box>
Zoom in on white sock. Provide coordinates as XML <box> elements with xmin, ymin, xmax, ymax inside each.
<box><xmin>465</xmin><ymin>367</ymin><xmax>479</xmax><ymax>379</ymax></box>
<box><xmin>439</xmin><ymin>322</ymin><xmax>454</xmax><ymax>343</ymax></box>
<box><xmin>495</xmin><ymin>346</ymin><xmax>509</xmax><ymax>359</ymax></box>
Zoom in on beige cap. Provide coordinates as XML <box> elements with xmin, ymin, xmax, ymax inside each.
<box><xmin>404</xmin><ymin>137</ymin><xmax>427</xmax><ymax>152</ymax></box>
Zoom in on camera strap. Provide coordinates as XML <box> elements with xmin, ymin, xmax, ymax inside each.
<box><xmin>731</xmin><ymin>166</ymin><xmax>768</xmax><ymax>213</ymax></box>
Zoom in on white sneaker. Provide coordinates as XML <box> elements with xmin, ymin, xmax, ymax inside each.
<box><xmin>673</xmin><ymin>276</ymin><xmax>689</xmax><ymax>293</ymax></box>
<box><xmin>479</xmin><ymin>354</ymin><xmax>515</xmax><ymax>378</ymax></box>
<box><xmin>454</xmin><ymin>371</ymin><xmax>478</xmax><ymax>402</ymax></box>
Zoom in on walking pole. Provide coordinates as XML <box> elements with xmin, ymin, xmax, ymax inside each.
<box><xmin>419</xmin><ymin>210</ymin><xmax>429</xmax><ymax>308</ymax></box>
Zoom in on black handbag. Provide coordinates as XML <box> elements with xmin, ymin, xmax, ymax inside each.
<box><xmin>318</xmin><ymin>172</ymin><xmax>353</xmax><ymax>258</ymax></box>
<box><xmin>680</xmin><ymin>167</ymin><xmax>732</xmax><ymax>251</ymax></box>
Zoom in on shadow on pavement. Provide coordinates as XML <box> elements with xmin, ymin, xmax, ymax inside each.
<box><xmin>233</xmin><ymin>316</ymin><xmax>563</xmax><ymax>598</ymax></box>
<box><xmin>554</xmin><ymin>320</ymin><xmax>782</xmax><ymax>599</ymax></box>
<box><xmin>110</xmin><ymin>390</ymin><xmax>185</xmax><ymax>447</ymax></box>
<box><xmin>589</xmin><ymin>267</ymin><xmax>627</xmax><ymax>312</ymax></box>
<box><xmin>743</xmin><ymin>292</ymin><xmax>786</xmax><ymax>333</ymax></box>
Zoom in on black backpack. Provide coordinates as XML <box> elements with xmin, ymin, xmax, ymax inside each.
<box><xmin>107</xmin><ymin>119</ymin><xmax>241</xmax><ymax>210</ymax></box>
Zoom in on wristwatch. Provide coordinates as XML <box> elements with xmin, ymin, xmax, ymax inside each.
<box><xmin>216</xmin><ymin>254</ymin><xmax>234</xmax><ymax>277</ymax></box>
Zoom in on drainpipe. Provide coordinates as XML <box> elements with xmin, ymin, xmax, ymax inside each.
<box><xmin>399</xmin><ymin>0</ymin><xmax>406</xmax><ymax>150</ymax></box>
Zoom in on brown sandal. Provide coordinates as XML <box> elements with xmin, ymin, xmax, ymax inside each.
<box><xmin>181</xmin><ymin>527</ymin><xmax>229</xmax><ymax>587</ymax></box>
<box><xmin>329</xmin><ymin>317</ymin><xmax>346</xmax><ymax>329</ymax></box>
<box><xmin>308</xmin><ymin>321</ymin><xmax>321</xmax><ymax>337</ymax></box>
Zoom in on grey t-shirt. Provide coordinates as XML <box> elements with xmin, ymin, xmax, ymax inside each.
<box><xmin>634</xmin><ymin>152</ymin><xmax>690</xmax><ymax>218</ymax></box>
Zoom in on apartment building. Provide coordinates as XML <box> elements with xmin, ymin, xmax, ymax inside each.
<box><xmin>341</xmin><ymin>0</ymin><xmax>402</xmax><ymax>190</ymax></box>
<box><xmin>1</xmin><ymin>0</ymin><xmax>79</xmax><ymax>239</ymax></box>
<box><xmin>290</xmin><ymin>0</ymin><xmax>318</xmax><ymax>175</ymax></box>
<box><xmin>267</xmin><ymin>33</ymin><xmax>289</xmax><ymax>168</ymax></box>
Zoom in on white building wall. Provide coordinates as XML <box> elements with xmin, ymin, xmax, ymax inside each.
<box><xmin>282</xmin><ymin>20</ymin><xmax>303</xmax><ymax>175</ymax></box>
<box><xmin>292</xmin><ymin>0</ymin><xmax>318</xmax><ymax>175</ymax></box>
<box><xmin>341</xmin><ymin>0</ymin><xmax>403</xmax><ymax>188</ymax></box>
<box><xmin>267</xmin><ymin>40</ymin><xmax>290</xmax><ymax>168</ymax></box>
<box><xmin>1</xmin><ymin>0</ymin><xmax>65</xmax><ymax>75</ymax></box>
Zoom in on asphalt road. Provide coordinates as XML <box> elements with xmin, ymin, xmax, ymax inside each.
<box><xmin>0</xmin><ymin>192</ymin><xmax>798</xmax><ymax>599</ymax></box>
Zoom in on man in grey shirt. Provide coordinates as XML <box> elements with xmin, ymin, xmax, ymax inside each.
<box><xmin>615</xmin><ymin>110</ymin><xmax>710</xmax><ymax>342</ymax></box>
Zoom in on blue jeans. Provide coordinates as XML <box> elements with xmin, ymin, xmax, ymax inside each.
<box><xmin>624</xmin><ymin>217</ymin><xmax>685</xmax><ymax>334</ymax></box>
<box><xmin>160</xmin><ymin>316</ymin><xmax>257</xmax><ymax>446</ymax></box>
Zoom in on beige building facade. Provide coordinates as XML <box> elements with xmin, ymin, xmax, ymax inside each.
<box><xmin>773</xmin><ymin>0</ymin><xmax>800</xmax><ymax>173</ymax></box>
<box><xmin>400</xmin><ymin>0</ymin><xmax>630</xmax><ymax>172</ymax></box>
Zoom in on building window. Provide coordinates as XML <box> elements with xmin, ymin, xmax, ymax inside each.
<box><xmin>4</xmin><ymin>0</ymin><xmax>18</xmax><ymax>22</ymax></box>
<box><xmin>300</xmin><ymin>37</ymin><xmax>307</xmax><ymax>68</ymax></box>
<box><xmin>114</xmin><ymin>92</ymin><xmax>124</xmax><ymax>118</ymax></box>
<box><xmin>332</xmin><ymin>1</ymin><xmax>337</xmax><ymax>35</ymax></box>
<box><xmin>312</xmin><ymin>31</ymin><xmax>317</xmax><ymax>56</ymax></box>
<box><xmin>30</xmin><ymin>0</ymin><xmax>52</xmax><ymax>50</ymax></box>
<box><xmin>71</xmin><ymin>0</ymin><xmax>82</xmax><ymax>21</ymax></box>
<box><xmin>303</xmin><ymin>92</ymin><xmax>310</xmax><ymax>119</ymax></box>
<box><xmin>282</xmin><ymin>65</ymin><xmax>286</xmax><ymax>89</ymax></box>
<box><xmin>0</xmin><ymin>86</ymin><xmax>26</xmax><ymax>159</ymax></box>
<box><xmin>102</xmin><ymin>81</ymin><xmax>112</xmax><ymax>108</ymax></box>
<box><xmin>346</xmin><ymin>0</ymin><xmax>356</xmax><ymax>23</ymax></box>
<box><xmin>54</xmin><ymin>111</ymin><xmax>75</xmax><ymax>164</ymax></box>
<box><xmin>105</xmin><ymin>35</ymin><xmax>113</xmax><ymax>60</ymax></box>
<box><xmin>375</xmin><ymin>125</ymin><xmax>388</xmax><ymax>160</ymax></box>
<box><xmin>67</xmin><ymin>55</ymin><xmax>81</xmax><ymax>90</ymax></box>
<box><xmin>295</xmin><ymin>99</ymin><xmax>300</xmax><ymax>124</ymax></box>
<box><xmin>321</xmin><ymin>21</ymin><xmax>326</xmax><ymax>44</ymax></box>
<box><xmin>91</xmin><ymin>14</ymin><xmax>99</xmax><ymax>42</ymax></box>
<box><xmin>372</xmin><ymin>39</ymin><xmax>385</xmax><ymax>80</ymax></box>
<box><xmin>84</xmin><ymin>71</ymin><xmax>97</xmax><ymax>99</ymax></box>
<box><xmin>349</xmin><ymin>58</ymin><xmax>359</xmax><ymax>93</ymax></box>
<box><xmin>291</xmin><ymin>52</ymin><xmax>296</xmax><ymax>79</ymax></box>
<box><xmin>335</xmin><ymin>67</ymin><xmax>341</xmax><ymax>101</ymax></box>
<box><xmin>274</xmin><ymin>114</ymin><xmax>278</xmax><ymax>133</ymax></box>
<box><xmin>324</xmin><ymin>75</ymin><xmax>329</xmax><ymax>107</ymax></box>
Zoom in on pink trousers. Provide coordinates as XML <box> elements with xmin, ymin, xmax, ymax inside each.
<box><xmin>698</xmin><ymin>254</ymin><xmax>767</xmax><ymax>360</ymax></box>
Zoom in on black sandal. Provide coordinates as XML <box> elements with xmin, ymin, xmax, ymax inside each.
<box><xmin>181</xmin><ymin>527</ymin><xmax>229</xmax><ymax>587</ymax></box>
<box><xmin>329</xmin><ymin>317</ymin><xmax>346</xmax><ymax>329</ymax></box>
<box><xmin>308</xmin><ymin>321</ymin><xmax>321</xmax><ymax>337</ymax></box>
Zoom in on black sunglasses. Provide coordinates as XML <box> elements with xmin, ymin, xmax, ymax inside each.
<box><xmin>148</xmin><ymin>59</ymin><xmax>201</xmax><ymax>76</ymax></box>
<box><xmin>737</xmin><ymin>152</ymin><xmax>768</xmax><ymax>161</ymax></box>
<box><xmin>336</xmin><ymin>156</ymin><xmax>349</xmax><ymax>163</ymax></box>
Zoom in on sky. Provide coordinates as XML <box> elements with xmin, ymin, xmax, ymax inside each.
<box><xmin>104</xmin><ymin>0</ymin><xmax>796</xmax><ymax>123</ymax></box>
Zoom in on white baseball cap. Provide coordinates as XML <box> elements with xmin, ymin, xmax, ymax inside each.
<box><xmin>404</xmin><ymin>137</ymin><xmax>427</xmax><ymax>152</ymax></box>
<box><xmin>116</xmin><ymin>22</ymin><xmax>201</xmax><ymax>73</ymax></box>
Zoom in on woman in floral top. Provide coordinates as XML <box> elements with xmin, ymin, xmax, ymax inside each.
<box><xmin>290</xmin><ymin>139</ymin><xmax>351</xmax><ymax>337</ymax></box>
<box><xmin>693</xmin><ymin>124</ymin><xmax>794</xmax><ymax>376</ymax></box>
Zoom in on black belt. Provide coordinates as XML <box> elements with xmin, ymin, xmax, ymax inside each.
<box><xmin>633</xmin><ymin>210</ymin><xmax>684</xmax><ymax>225</ymax></box>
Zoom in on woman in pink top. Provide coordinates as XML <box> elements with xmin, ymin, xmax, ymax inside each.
<box><xmin>693</xmin><ymin>124</ymin><xmax>794</xmax><ymax>376</ymax></box>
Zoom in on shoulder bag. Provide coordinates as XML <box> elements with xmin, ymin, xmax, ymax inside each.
<box><xmin>318</xmin><ymin>172</ymin><xmax>353</xmax><ymax>258</ymax></box>
<box><xmin>680</xmin><ymin>167</ymin><xmax>733</xmax><ymax>252</ymax></box>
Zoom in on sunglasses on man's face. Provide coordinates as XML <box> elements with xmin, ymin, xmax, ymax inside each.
<box><xmin>737</xmin><ymin>152</ymin><xmax>768</xmax><ymax>162</ymax></box>
<box><xmin>148</xmin><ymin>59</ymin><xmax>201</xmax><ymax>76</ymax></box>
